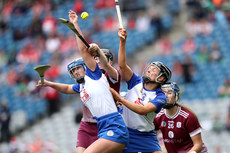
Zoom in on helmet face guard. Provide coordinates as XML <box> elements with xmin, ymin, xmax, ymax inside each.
<box><xmin>67</xmin><ymin>58</ymin><xmax>86</xmax><ymax>83</ymax></box>
<box><xmin>95</xmin><ymin>49</ymin><xmax>113</xmax><ymax>74</ymax></box>
<box><xmin>100</xmin><ymin>49</ymin><xmax>113</xmax><ymax>63</ymax></box>
<box><xmin>161</xmin><ymin>82</ymin><xmax>180</xmax><ymax>109</ymax></box>
<box><xmin>142</xmin><ymin>61</ymin><xmax>171</xmax><ymax>84</ymax></box>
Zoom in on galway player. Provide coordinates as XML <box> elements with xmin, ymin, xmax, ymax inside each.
<box><xmin>154</xmin><ymin>82</ymin><xmax>208</xmax><ymax>153</ymax></box>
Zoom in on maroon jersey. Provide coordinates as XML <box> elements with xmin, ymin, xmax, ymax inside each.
<box><xmin>105</xmin><ymin>70</ymin><xmax>121</xmax><ymax>94</ymax></box>
<box><xmin>154</xmin><ymin>106</ymin><xmax>208</xmax><ymax>153</ymax></box>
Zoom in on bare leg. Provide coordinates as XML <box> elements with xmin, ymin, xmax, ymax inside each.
<box><xmin>77</xmin><ymin>147</ymin><xmax>86</xmax><ymax>153</ymax></box>
<box><xmin>153</xmin><ymin>151</ymin><xmax>162</xmax><ymax>153</ymax></box>
<box><xmin>83</xmin><ymin>138</ymin><xmax>125</xmax><ymax>153</ymax></box>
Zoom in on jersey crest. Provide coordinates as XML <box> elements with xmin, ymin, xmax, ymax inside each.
<box><xmin>176</xmin><ymin>122</ymin><xmax>182</xmax><ymax>128</ymax></box>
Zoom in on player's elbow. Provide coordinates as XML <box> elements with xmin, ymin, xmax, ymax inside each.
<box><xmin>196</xmin><ymin>143</ymin><xmax>203</xmax><ymax>152</ymax></box>
<box><xmin>119</xmin><ymin>65</ymin><xmax>127</xmax><ymax>73</ymax></box>
<box><xmin>193</xmin><ymin>141</ymin><xmax>203</xmax><ymax>152</ymax></box>
<box><xmin>79</xmin><ymin>45</ymin><xmax>88</xmax><ymax>53</ymax></box>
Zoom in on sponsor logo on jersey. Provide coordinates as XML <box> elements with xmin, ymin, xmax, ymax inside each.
<box><xmin>80</xmin><ymin>89</ymin><xmax>90</xmax><ymax>104</ymax></box>
<box><xmin>134</xmin><ymin>98</ymin><xmax>143</xmax><ymax>106</ymax></box>
<box><xmin>176</xmin><ymin>122</ymin><xmax>181</xmax><ymax>128</ymax></box>
<box><xmin>107</xmin><ymin>130</ymin><xmax>114</xmax><ymax>136</ymax></box>
<box><xmin>168</xmin><ymin>131</ymin><xmax>174</xmax><ymax>138</ymax></box>
<box><xmin>161</xmin><ymin>121</ymin><xmax>166</xmax><ymax>127</ymax></box>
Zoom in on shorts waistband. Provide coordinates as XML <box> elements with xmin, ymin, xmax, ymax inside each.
<box><xmin>93</xmin><ymin>112</ymin><xmax>119</xmax><ymax>120</ymax></box>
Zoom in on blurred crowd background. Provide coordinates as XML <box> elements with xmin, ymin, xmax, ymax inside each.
<box><xmin>0</xmin><ymin>0</ymin><xmax>230</xmax><ymax>152</ymax></box>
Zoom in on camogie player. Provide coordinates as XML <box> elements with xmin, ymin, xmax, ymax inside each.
<box><xmin>69</xmin><ymin>48</ymin><xmax>122</xmax><ymax>153</ymax></box>
<box><xmin>153</xmin><ymin>82</ymin><xmax>208</xmax><ymax>153</ymax></box>
<box><xmin>68</xmin><ymin>10</ymin><xmax>128</xmax><ymax>153</ymax></box>
<box><xmin>110</xmin><ymin>28</ymin><xmax>171</xmax><ymax>153</ymax></box>
<box><xmin>37</xmin><ymin>10</ymin><xmax>128</xmax><ymax>153</ymax></box>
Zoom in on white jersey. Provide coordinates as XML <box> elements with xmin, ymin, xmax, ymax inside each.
<box><xmin>123</xmin><ymin>73</ymin><xmax>167</xmax><ymax>132</ymax></box>
<box><xmin>73</xmin><ymin>64</ymin><xmax>117</xmax><ymax>118</ymax></box>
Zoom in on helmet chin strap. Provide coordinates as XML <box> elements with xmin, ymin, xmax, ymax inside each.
<box><xmin>163</xmin><ymin>102</ymin><xmax>177</xmax><ymax>109</ymax></box>
<box><xmin>76</xmin><ymin>77</ymin><xmax>85</xmax><ymax>84</ymax></box>
<box><xmin>100</xmin><ymin>69</ymin><xmax>106</xmax><ymax>74</ymax></box>
<box><xmin>142</xmin><ymin>76</ymin><xmax>161</xmax><ymax>84</ymax></box>
<box><xmin>142</xmin><ymin>76</ymin><xmax>155</xmax><ymax>83</ymax></box>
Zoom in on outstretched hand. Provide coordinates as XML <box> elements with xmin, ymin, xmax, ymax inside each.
<box><xmin>110</xmin><ymin>88</ymin><xmax>123</xmax><ymax>103</ymax></box>
<box><xmin>118</xmin><ymin>28</ymin><xmax>127</xmax><ymax>41</ymax></box>
<box><xmin>68</xmin><ymin>10</ymin><xmax>78</xmax><ymax>25</ymax></box>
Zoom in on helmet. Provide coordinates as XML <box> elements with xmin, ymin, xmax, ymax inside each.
<box><xmin>101</xmin><ymin>49</ymin><xmax>113</xmax><ymax>62</ymax></box>
<box><xmin>161</xmin><ymin>82</ymin><xmax>180</xmax><ymax>96</ymax></box>
<box><xmin>143</xmin><ymin>61</ymin><xmax>171</xmax><ymax>84</ymax></box>
<box><xmin>161</xmin><ymin>82</ymin><xmax>180</xmax><ymax>109</ymax></box>
<box><xmin>67</xmin><ymin>58</ymin><xmax>86</xmax><ymax>83</ymax></box>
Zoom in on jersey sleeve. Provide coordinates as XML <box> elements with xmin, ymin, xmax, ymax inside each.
<box><xmin>72</xmin><ymin>84</ymin><xmax>80</xmax><ymax>93</ymax></box>
<box><xmin>149</xmin><ymin>91</ymin><xmax>167</xmax><ymax>113</ymax></box>
<box><xmin>153</xmin><ymin>117</ymin><xmax>160</xmax><ymax>131</ymax></box>
<box><xmin>85</xmin><ymin>63</ymin><xmax>102</xmax><ymax>80</ymax></box>
<box><xmin>105</xmin><ymin>69</ymin><xmax>121</xmax><ymax>84</ymax></box>
<box><xmin>185</xmin><ymin>111</ymin><xmax>202</xmax><ymax>137</ymax></box>
<box><xmin>127</xmin><ymin>73</ymin><xmax>142</xmax><ymax>90</ymax></box>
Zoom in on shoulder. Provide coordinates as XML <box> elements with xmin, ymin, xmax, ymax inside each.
<box><xmin>154</xmin><ymin>88</ymin><xmax>167</xmax><ymax>102</ymax></box>
<box><xmin>156</xmin><ymin>88</ymin><xmax>166</xmax><ymax>96</ymax></box>
<box><xmin>127</xmin><ymin>73</ymin><xmax>142</xmax><ymax>89</ymax></box>
<box><xmin>155</xmin><ymin>109</ymin><xmax>165</xmax><ymax>118</ymax></box>
<box><xmin>179</xmin><ymin>107</ymin><xmax>195</xmax><ymax>120</ymax></box>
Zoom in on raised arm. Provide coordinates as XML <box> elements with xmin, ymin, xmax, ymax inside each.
<box><xmin>37</xmin><ymin>80</ymin><xmax>76</xmax><ymax>94</ymax></box>
<box><xmin>68</xmin><ymin>10</ymin><xmax>96</xmax><ymax>71</ymax></box>
<box><xmin>118</xmin><ymin>28</ymin><xmax>133</xmax><ymax>82</ymax></box>
<box><xmin>93</xmin><ymin>49</ymin><xmax>118</xmax><ymax>81</ymax></box>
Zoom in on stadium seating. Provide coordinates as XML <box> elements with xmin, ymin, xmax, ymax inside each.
<box><xmin>2</xmin><ymin>1</ymin><xmax>230</xmax><ymax>152</ymax></box>
<box><xmin>149</xmin><ymin>21</ymin><xmax>230</xmax><ymax>100</ymax></box>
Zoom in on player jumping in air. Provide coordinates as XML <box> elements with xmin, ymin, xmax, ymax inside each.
<box><xmin>110</xmin><ymin>28</ymin><xmax>171</xmax><ymax>153</ymax></box>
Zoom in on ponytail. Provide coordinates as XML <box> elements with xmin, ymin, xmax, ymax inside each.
<box><xmin>178</xmin><ymin>104</ymin><xmax>202</xmax><ymax>128</ymax></box>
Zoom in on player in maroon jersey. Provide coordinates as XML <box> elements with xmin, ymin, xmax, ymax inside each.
<box><xmin>154</xmin><ymin>82</ymin><xmax>208</xmax><ymax>153</ymax></box>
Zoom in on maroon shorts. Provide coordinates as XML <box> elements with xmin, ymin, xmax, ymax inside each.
<box><xmin>76</xmin><ymin>121</ymin><xmax>98</xmax><ymax>148</ymax></box>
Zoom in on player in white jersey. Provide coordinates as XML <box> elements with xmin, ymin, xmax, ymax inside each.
<box><xmin>37</xmin><ymin>54</ymin><xmax>123</xmax><ymax>153</ymax></box>
<box><xmin>68</xmin><ymin>49</ymin><xmax>122</xmax><ymax>153</ymax></box>
<box><xmin>68</xmin><ymin>10</ymin><xmax>128</xmax><ymax>153</ymax></box>
<box><xmin>37</xmin><ymin>10</ymin><xmax>128</xmax><ymax>153</ymax></box>
<box><xmin>154</xmin><ymin>82</ymin><xmax>208</xmax><ymax>153</ymax></box>
<box><xmin>110</xmin><ymin>28</ymin><xmax>171</xmax><ymax>153</ymax></box>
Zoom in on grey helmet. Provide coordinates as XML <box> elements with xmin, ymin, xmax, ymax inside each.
<box><xmin>101</xmin><ymin>49</ymin><xmax>113</xmax><ymax>62</ymax></box>
<box><xmin>96</xmin><ymin>49</ymin><xmax>114</xmax><ymax>74</ymax></box>
<box><xmin>142</xmin><ymin>61</ymin><xmax>171</xmax><ymax>84</ymax></box>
